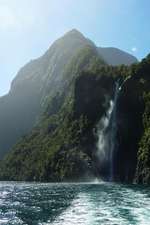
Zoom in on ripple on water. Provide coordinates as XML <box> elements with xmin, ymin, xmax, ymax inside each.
<box><xmin>0</xmin><ymin>182</ymin><xmax>150</xmax><ymax>225</ymax></box>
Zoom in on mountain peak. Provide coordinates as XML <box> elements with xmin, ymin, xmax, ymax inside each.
<box><xmin>64</xmin><ymin>29</ymin><xmax>85</xmax><ymax>38</ymax></box>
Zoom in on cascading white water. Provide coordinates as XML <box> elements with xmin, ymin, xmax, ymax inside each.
<box><xmin>96</xmin><ymin>76</ymin><xmax>132</xmax><ymax>181</ymax></box>
<box><xmin>96</xmin><ymin>81</ymin><xmax>120</xmax><ymax>181</ymax></box>
<box><xmin>109</xmin><ymin>82</ymin><xmax>120</xmax><ymax>181</ymax></box>
<box><xmin>96</xmin><ymin>100</ymin><xmax>114</xmax><ymax>162</ymax></box>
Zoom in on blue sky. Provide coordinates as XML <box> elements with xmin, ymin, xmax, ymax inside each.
<box><xmin>0</xmin><ymin>0</ymin><xmax>150</xmax><ymax>96</ymax></box>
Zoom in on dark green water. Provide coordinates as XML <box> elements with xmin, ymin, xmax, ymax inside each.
<box><xmin>0</xmin><ymin>182</ymin><xmax>150</xmax><ymax>225</ymax></box>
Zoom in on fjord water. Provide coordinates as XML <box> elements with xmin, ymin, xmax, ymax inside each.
<box><xmin>0</xmin><ymin>182</ymin><xmax>150</xmax><ymax>225</ymax></box>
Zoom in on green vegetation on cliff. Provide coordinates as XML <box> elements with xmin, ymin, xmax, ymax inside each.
<box><xmin>0</xmin><ymin>44</ymin><xmax>108</xmax><ymax>181</ymax></box>
<box><xmin>1</xmin><ymin>53</ymin><xmax>150</xmax><ymax>183</ymax></box>
<box><xmin>134</xmin><ymin>55</ymin><xmax>150</xmax><ymax>184</ymax></box>
<box><xmin>136</xmin><ymin>92</ymin><xmax>150</xmax><ymax>184</ymax></box>
<box><xmin>1</xmin><ymin>30</ymin><xmax>150</xmax><ymax>184</ymax></box>
<box><xmin>0</xmin><ymin>29</ymin><xmax>137</xmax><ymax>159</ymax></box>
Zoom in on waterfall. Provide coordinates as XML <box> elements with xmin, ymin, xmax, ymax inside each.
<box><xmin>96</xmin><ymin>81</ymin><xmax>121</xmax><ymax>181</ymax></box>
<box><xmin>96</xmin><ymin>76</ymin><xmax>132</xmax><ymax>181</ymax></box>
<box><xmin>96</xmin><ymin>100</ymin><xmax>114</xmax><ymax>164</ymax></box>
<box><xmin>109</xmin><ymin>82</ymin><xmax>120</xmax><ymax>181</ymax></box>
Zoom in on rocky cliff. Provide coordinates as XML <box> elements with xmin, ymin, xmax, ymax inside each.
<box><xmin>0</xmin><ymin>30</ymin><xmax>137</xmax><ymax>159</ymax></box>
<box><xmin>1</xmin><ymin>30</ymin><xmax>148</xmax><ymax>184</ymax></box>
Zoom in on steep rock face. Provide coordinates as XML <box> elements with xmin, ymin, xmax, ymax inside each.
<box><xmin>113</xmin><ymin>77</ymin><xmax>145</xmax><ymax>182</ymax></box>
<box><xmin>135</xmin><ymin>92</ymin><xmax>150</xmax><ymax>184</ymax></box>
<box><xmin>0</xmin><ymin>29</ymin><xmax>137</xmax><ymax>159</ymax></box>
<box><xmin>0</xmin><ymin>29</ymin><xmax>141</xmax><ymax>182</ymax></box>
<box><xmin>73</xmin><ymin>72</ymin><xmax>115</xmax><ymax>158</ymax></box>
<box><xmin>0</xmin><ymin>69</ymin><xmax>116</xmax><ymax>181</ymax></box>
<box><xmin>0</xmin><ymin>81</ymin><xmax>41</xmax><ymax>158</ymax></box>
<box><xmin>112</xmin><ymin>56</ymin><xmax>150</xmax><ymax>183</ymax></box>
<box><xmin>0</xmin><ymin>29</ymin><xmax>97</xmax><ymax>158</ymax></box>
<box><xmin>133</xmin><ymin>55</ymin><xmax>150</xmax><ymax>184</ymax></box>
<box><xmin>72</xmin><ymin>55</ymin><xmax>149</xmax><ymax>183</ymax></box>
<box><xmin>1</xmin><ymin>56</ymin><xmax>150</xmax><ymax>183</ymax></box>
<box><xmin>74</xmin><ymin>72</ymin><xmax>114</xmax><ymax>122</ymax></box>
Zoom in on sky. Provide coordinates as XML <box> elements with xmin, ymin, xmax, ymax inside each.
<box><xmin>0</xmin><ymin>0</ymin><xmax>150</xmax><ymax>96</ymax></box>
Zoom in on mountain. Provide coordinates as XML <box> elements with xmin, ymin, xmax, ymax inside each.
<box><xmin>0</xmin><ymin>29</ymin><xmax>99</xmax><ymax>158</ymax></box>
<box><xmin>98</xmin><ymin>47</ymin><xmax>138</xmax><ymax>66</ymax></box>
<box><xmin>1</xmin><ymin>32</ymin><xmax>149</xmax><ymax>184</ymax></box>
<box><xmin>1</xmin><ymin>53</ymin><xmax>150</xmax><ymax>183</ymax></box>
<box><xmin>0</xmin><ymin>29</ymin><xmax>138</xmax><ymax>159</ymax></box>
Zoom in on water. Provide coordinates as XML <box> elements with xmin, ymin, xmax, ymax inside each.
<box><xmin>97</xmin><ymin>81</ymin><xmax>120</xmax><ymax>180</ymax></box>
<box><xmin>96</xmin><ymin>100</ymin><xmax>114</xmax><ymax>162</ymax></box>
<box><xmin>0</xmin><ymin>182</ymin><xmax>150</xmax><ymax>225</ymax></box>
<box><xmin>109</xmin><ymin>81</ymin><xmax>120</xmax><ymax>181</ymax></box>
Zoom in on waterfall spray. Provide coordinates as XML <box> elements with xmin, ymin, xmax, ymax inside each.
<box><xmin>96</xmin><ymin>76</ymin><xmax>131</xmax><ymax>181</ymax></box>
<box><xmin>96</xmin><ymin>100</ymin><xmax>114</xmax><ymax>163</ymax></box>
<box><xmin>109</xmin><ymin>82</ymin><xmax>120</xmax><ymax>181</ymax></box>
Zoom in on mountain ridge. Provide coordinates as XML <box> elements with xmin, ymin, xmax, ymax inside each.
<box><xmin>98</xmin><ymin>47</ymin><xmax>138</xmax><ymax>66</ymax></box>
<box><xmin>0</xmin><ymin>30</ymin><xmax>150</xmax><ymax>184</ymax></box>
<box><xmin>0</xmin><ymin>29</ymin><xmax>138</xmax><ymax>159</ymax></box>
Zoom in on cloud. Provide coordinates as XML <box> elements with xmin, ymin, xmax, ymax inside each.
<box><xmin>131</xmin><ymin>47</ymin><xmax>138</xmax><ymax>52</ymax></box>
